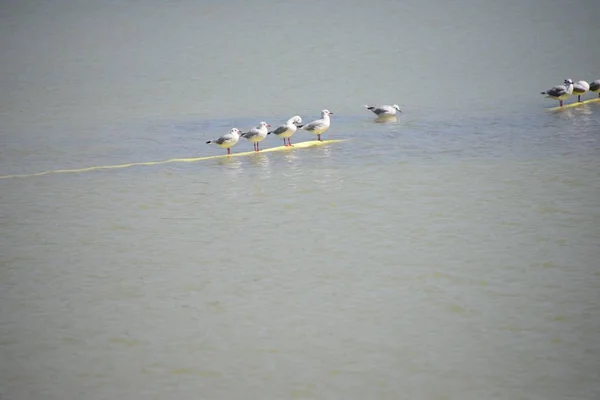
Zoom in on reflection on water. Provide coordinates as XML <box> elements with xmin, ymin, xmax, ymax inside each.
<box><xmin>216</xmin><ymin>157</ymin><xmax>242</xmax><ymax>168</ymax></box>
<box><xmin>247</xmin><ymin>153</ymin><xmax>270</xmax><ymax>167</ymax></box>
<box><xmin>216</xmin><ymin>157</ymin><xmax>244</xmax><ymax>183</ymax></box>
<box><xmin>374</xmin><ymin>115</ymin><xmax>399</xmax><ymax>124</ymax></box>
<box><xmin>550</xmin><ymin>108</ymin><xmax>576</xmax><ymax>119</ymax></box>
<box><xmin>247</xmin><ymin>153</ymin><xmax>272</xmax><ymax>181</ymax></box>
<box><xmin>282</xmin><ymin>150</ymin><xmax>300</xmax><ymax>164</ymax></box>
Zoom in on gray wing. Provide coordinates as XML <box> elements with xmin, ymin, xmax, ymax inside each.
<box><xmin>543</xmin><ymin>85</ymin><xmax>566</xmax><ymax>97</ymax></box>
<box><xmin>302</xmin><ymin>119</ymin><xmax>324</xmax><ymax>131</ymax></box>
<box><xmin>215</xmin><ymin>133</ymin><xmax>234</xmax><ymax>145</ymax></box>
<box><xmin>271</xmin><ymin>125</ymin><xmax>288</xmax><ymax>136</ymax></box>
<box><xmin>366</xmin><ymin>106</ymin><xmax>381</xmax><ymax>115</ymax></box>
<box><xmin>372</xmin><ymin>107</ymin><xmax>390</xmax><ymax>115</ymax></box>
<box><xmin>242</xmin><ymin>128</ymin><xmax>259</xmax><ymax>139</ymax></box>
<box><xmin>366</xmin><ymin>105</ymin><xmax>391</xmax><ymax>115</ymax></box>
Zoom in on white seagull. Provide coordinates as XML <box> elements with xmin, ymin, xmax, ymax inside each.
<box><xmin>241</xmin><ymin>121</ymin><xmax>271</xmax><ymax>152</ymax></box>
<box><xmin>541</xmin><ymin>79</ymin><xmax>574</xmax><ymax>107</ymax></box>
<box><xmin>268</xmin><ymin>115</ymin><xmax>302</xmax><ymax>146</ymax></box>
<box><xmin>364</xmin><ymin>104</ymin><xmax>402</xmax><ymax>117</ymax></box>
<box><xmin>589</xmin><ymin>79</ymin><xmax>600</xmax><ymax>98</ymax></box>
<box><xmin>572</xmin><ymin>80</ymin><xmax>590</xmax><ymax>102</ymax></box>
<box><xmin>206</xmin><ymin>128</ymin><xmax>242</xmax><ymax>155</ymax></box>
<box><xmin>297</xmin><ymin>109</ymin><xmax>333</xmax><ymax>142</ymax></box>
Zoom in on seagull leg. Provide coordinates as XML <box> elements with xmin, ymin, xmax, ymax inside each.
<box><xmin>317</xmin><ymin>134</ymin><xmax>322</xmax><ymax>142</ymax></box>
<box><xmin>559</xmin><ymin>100</ymin><xmax>563</xmax><ymax>107</ymax></box>
<box><xmin>578</xmin><ymin>95</ymin><xmax>582</xmax><ymax>102</ymax></box>
<box><xmin>227</xmin><ymin>148</ymin><xmax>231</xmax><ymax>156</ymax></box>
<box><xmin>288</xmin><ymin>138</ymin><xmax>293</xmax><ymax>146</ymax></box>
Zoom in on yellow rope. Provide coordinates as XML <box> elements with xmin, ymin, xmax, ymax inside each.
<box><xmin>0</xmin><ymin>139</ymin><xmax>347</xmax><ymax>180</ymax></box>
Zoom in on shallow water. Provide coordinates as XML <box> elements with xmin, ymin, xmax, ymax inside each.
<box><xmin>1</xmin><ymin>1</ymin><xmax>600</xmax><ymax>399</ymax></box>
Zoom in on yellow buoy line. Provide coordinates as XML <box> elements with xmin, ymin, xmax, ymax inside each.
<box><xmin>0</xmin><ymin>139</ymin><xmax>347</xmax><ymax>180</ymax></box>
<box><xmin>547</xmin><ymin>97</ymin><xmax>600</xmax><ymax>111</ymax></box>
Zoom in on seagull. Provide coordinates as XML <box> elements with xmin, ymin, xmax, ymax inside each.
<box><xmin>572</xmin><ymin>80</ymin><xmax>590</xmax><ymax>102</ymax></box>
<box><xmin>297</xmin><ymin>109</ymin><xmax>333</xmax><ymax>142</ymax></box>
<box><xmin>206</xmin><ymin>128</ymin><xmax>242</xmax><ymax>155</ymax></box>
<box><xmin>589</xmin><ymin>79</ymin><xmax>600</xmax><ymax>98</ymax></box>
<box><xmin>267</xmin><ymin>115</ymin><xmax>302</xmax><ymax>146</ymax></box>
<box><xmin>364</xmin><ymin>104</ymin><xmax>402</xmax><ymax>117</ymax></box>
<box><xmin>241</xmin><ymin>121</ymin><xmax>271</xmax><ymax>152</ymax></box>
<box><xmin>541</xmin><ymin>79</ymin><xmax>574</xmax><ymax>107</ymax></box>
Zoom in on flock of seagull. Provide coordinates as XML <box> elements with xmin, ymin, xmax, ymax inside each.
<box><xmin>205</xmin><ymin>78</ymin><xmax>600</xmax><ymax>155</ymax></box>
<box><xmin>541</xmin><ymin>78</ymin><xmax>600</xmax><ymax>107</ymax></box>
<box><xmin>206</xmin><ymin>105</ymin><xmax>402</xmax><ymax>155</ymax></box>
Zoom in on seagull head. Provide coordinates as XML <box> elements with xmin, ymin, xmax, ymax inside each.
<box><xmin>230</xmin><ymin>128</ymin><xmax>241</xmax><ymax>136</ymax></box>
<box><xmin>259</xmin><ymin>121</ymin><xmax>271</xmax><ymax>129</ymax></box>
<box><xmin>292</xmin><ymin>115</ymin><xmax>302</xmax><ymax>125</ymax></box>
<box><xmin>392</xmin><ymin>104</ymin><xmax>402</xmax><ymax>112</ymax></box>
<box><xmin>564</xmin><ymin>79</ymin><xmax>573</xmax><ymax>85</ymax></box>
<box><xmin>321</xmin><ymin>109</ymin><xmax>333</xmax><ymax>116</ymax></box>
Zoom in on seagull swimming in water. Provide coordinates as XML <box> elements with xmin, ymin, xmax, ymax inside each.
<box><xmin>541</xmin><ymin>79</ymin><xmax>574</xmax><ymax>107</ymax></box>
<box><xmin>206</xmin><ymin>128</ymin><xmax>242</xmax><ymax>155</ymax></box>
<box><xmin>267</xmin><ymin>115</ymin><xmax>302</xmax><ymax>146</ymax></box>
<box><xmin>241</xmin><ymin>121</ymin><xmax>271</xmax><ymax>152</ymax></box>
<box><xmin>364</xmin><ymin>104</ymin><xmax>402</xmax><ymax>117</ymax></box>
<box><xmin>297</xmin><ymin>109</ymin><xmax>333</xmax><ymax>142</ymax></box>
<box><xmin>572</xmin><ymin>80</ymin><xmax>590</xmax><ymax>102</ymax></box>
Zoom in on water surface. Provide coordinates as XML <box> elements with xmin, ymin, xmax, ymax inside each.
<box><xmin>1</xmin><ymin>1</ymin><xmax>599</xmax><ymax>399</ymax></box>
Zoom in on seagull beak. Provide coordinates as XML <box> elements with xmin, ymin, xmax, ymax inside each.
<box><xmin>267</xmin><ymin>124</ymin><xmax>271</xmax><ymax>127</ymax></box>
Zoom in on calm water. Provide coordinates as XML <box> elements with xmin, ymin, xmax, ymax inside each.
<box><xmin>1</xmin><ymin>1</ymin><xmax>600</xmax><ymax>399</ymax></box>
